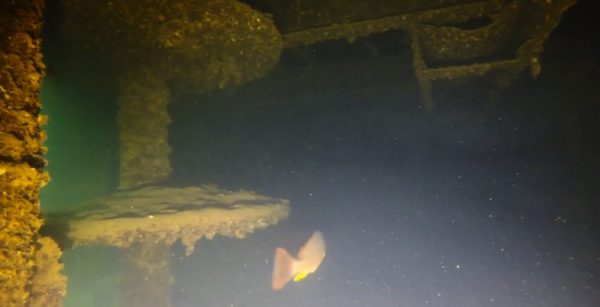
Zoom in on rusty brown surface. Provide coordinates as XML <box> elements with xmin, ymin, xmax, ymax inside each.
<box><xmin>0</xmin><ymin>1</ymin><xmax>65</xmax><ymax>306</ymax></box>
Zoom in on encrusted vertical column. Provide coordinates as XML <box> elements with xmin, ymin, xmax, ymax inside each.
<box><xmin>121</xmin><ymin>242</ymin><xmax>173</xmax><ymax>307</ymax></box>
<box><xmin>28</xmin><ymin>237</ymin><xmax>68</xmax><ymax>307</ymax></box>
<box><xmin>0</xmin><ymin>1</ymin><xmax>65</xmax><ymax>306</ymax></box>
<box><xmin>117</xmin><ymin>69</ymin><xmax>172</xmax><ymax>189</ymax></box>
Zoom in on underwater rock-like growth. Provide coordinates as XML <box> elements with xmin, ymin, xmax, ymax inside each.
<box><xmin>46</xmin><ymin>185</ymin><xmax>289</xmax><ymax>307</ymax></box>
<box><xmin>0</xmin><ymin>1</ymin><xmax>66</xmax><ymax>306</ymax></box>
<box><xmin>62</xmin><ymin>0</ymin><xmax>283</xmax><ymax>93</ymax></box>
<box><xmin>62</xmin><ymin>185</ymin><xmax>290</xmax><ymax>255</ymax></box>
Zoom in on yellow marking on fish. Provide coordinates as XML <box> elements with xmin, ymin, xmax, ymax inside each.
<box><xmin>293</xmin><ymin>271</ymin><xmax>308</xmax><ymax>282</ymax></box>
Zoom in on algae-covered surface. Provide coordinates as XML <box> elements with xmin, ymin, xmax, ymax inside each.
<box><xmin>53</xmin><ymin>185</ymin><xmax>289</xmax><ymax>255</ymax></box>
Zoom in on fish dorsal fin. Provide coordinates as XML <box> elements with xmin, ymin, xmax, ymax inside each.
<box><xmin>296</xmin><ymin>230</ymin><xmax>326</xmax><ymax>275</ymax></box>
<box><xmin>298</xmin><ymin>231</ymin><xmax>326</xmax><ymax>263</ymax></box>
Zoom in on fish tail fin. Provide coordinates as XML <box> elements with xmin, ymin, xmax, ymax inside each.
<box><xmin>272</xmin><ymin>247</ymin><xmax>297</xmax><ymax>290</ymax></box>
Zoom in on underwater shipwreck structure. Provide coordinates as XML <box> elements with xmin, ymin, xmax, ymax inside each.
<box><xmin>0</xmin><ymin>1</ymin><xmax>67</xmax><ymax>306</ymax></box>
<box><xmin>1</xmin><ymin>0</ymin><xmax>576</xmax><ymax>306</ymax></box>
<box><xmin>48</xmin><ymin>185</ymin><xmax>289</xmax><ymax>307</ymax></box>
<box><xmin>59</xmin><ymin>0</ymin><xmax>577</xmax><ymax>190</ymax></box>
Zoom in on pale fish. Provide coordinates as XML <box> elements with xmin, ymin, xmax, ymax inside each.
<box><xmin>272</xmin><ymin>230</ymin><xmax>326</xmax><ymax>290</ymax></box>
